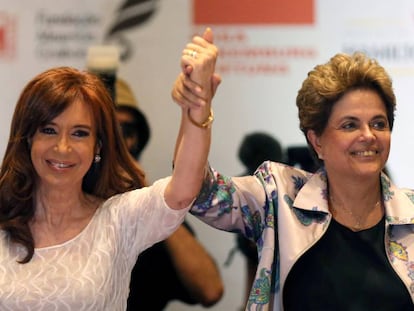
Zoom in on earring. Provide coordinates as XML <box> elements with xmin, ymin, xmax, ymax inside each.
<box><xmin>94</xmin><ymin>154</ymin><xmax>101</xmax><ymax>163</ymax></box>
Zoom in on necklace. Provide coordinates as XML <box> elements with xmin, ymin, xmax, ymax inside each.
<box><xmin>329</xmin><ymin>196</ymin><xmax>381</xmax><ymax>230</ymax></box>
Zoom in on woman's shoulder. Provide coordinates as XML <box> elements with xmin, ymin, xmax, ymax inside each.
<box><xmin>98</xmin><ymin>176</ymin><xmax>173</xmax><ymax>217</ymax></box>
<box><xmin>256</xmin><ymin>160</ymin><xmax>314</xmax><ymax>179</ymax></box>
<box><xmin>400</xmin><ymin>188</ymin><xmax>414</xmax><ymax>201</ymax></box>
<box><xmin>381</xmin><ymin>173</ymin><xmax>414</xmax><ymax>202</ymax></box>
<box><xmin>249</xmin><ymin>161</ymin><xmax>318</xmax><ymax>196</ymax></box>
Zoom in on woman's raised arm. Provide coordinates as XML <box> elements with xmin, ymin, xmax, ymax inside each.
<box><xmin>165</xmin><ymin>28</ymin><xmax>219</xmax><ymax>210</ymax></box>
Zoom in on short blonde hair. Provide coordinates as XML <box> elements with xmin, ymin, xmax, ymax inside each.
<box><xmin>296</xmin><ymin>52</ymin><xmax>396</xmax><ymax>164</ymax></box>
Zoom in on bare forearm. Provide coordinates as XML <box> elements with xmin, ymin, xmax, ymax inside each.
<box><xmin>165</xmin><ymin>110</ymin><xmax>211</xmax><ymax>209</ymax></box>
<box><xmin>165</xmin><ymin>29</ymin><xmax>217</xmax><ymax>210</ymax></box>
<box><xmin>165</xmin><ymin>225</ymin><xmax>224</xmax><ymax>306</ymax></box>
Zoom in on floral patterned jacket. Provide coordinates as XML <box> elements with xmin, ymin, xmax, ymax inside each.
<box><xmin>191</xmin><ymin>161</ymin><xmax>414</xmax><ymax>311</ymax></box>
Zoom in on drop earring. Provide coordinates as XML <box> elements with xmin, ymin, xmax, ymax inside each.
<box><xmin>94</xmin><ymin>154</ymin><xmax>101</xmax><ymax>163</ymax></box>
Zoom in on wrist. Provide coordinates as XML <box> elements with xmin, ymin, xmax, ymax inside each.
<box><xmin>187</xmin><ymin>108</ymin><xmax>214</xmax><ymax>129</ymax></box>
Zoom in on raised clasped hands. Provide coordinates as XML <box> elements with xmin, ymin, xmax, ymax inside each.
<box><xmin>172</xmin><ymin>28</ymin><xmax>221</xmax><ymax>125</ymax></box>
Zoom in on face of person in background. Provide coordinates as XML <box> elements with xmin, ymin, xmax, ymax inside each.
<box><xmin>115</xmin><ymin>109</ymin><xmax>139</xmax><ymax>157</ymax></box>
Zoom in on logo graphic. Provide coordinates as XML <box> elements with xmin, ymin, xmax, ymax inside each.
<box><xmin>193</xmin><ymin>0</ymin><xmax>314</xmax><ymax>25</ymax></box>
<box><xmin>105</xmin><ymin>0</ymin><xmax>159</xmax><ymax>61</ymax></box>
<box><xmin>0</xmin><ymin>12</ymin><xmax>16</xmax><ymax>60</ymax></box>
<box><xmin>191</xmin><ymin>0</ymin><xmax>316</xmax><ymax>76</ymax></box>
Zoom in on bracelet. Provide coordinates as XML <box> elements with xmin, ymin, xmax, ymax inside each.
<box><xmin>187</xmin><ymin>108</ymin><xmax>214</xmax><ymax>129</ymax></box>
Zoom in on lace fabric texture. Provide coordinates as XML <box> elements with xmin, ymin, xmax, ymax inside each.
<box><xmin>0</xmin><ymin>177</ymin><xmax>188</xmax><ymax>311</ymax></box>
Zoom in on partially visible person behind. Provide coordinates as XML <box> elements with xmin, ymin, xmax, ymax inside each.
<box><xmin>114</xmin><ymin>78</ymin><xmax>224</xmax><ymax>310</ymax></box>
<box><xmin>173</xmin><ymin>31</ymin><xmax>414</xmax><ymax>310</ymax></box>
<box><xmin>285</xmin><ymin>145</ymin><xmax>319</xmax><ymax>173</ymax></box>
<box><xmin>238</xmin><ymin>132</ymin><xmax>284</xmax><ymax>176</ymax></box>
<box><xmin>115</xmin><ymin>79</ymin><xmax>151</xmax><ymax>161</ymax></box>
<box><xmin>0</xmin><ymin>29</ymin><xmax>217</xmax><ymax>310</ymax></box>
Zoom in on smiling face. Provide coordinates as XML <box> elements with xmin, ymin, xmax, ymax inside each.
<box><xmin>30</xmin><ymin>100</ymin><xmax>99</xmax><ymax>192</ymax></box>
<box><xmin>307</xmin><ymin>88</ymin><xmax>390</xmax><ymax>181</ymax></box>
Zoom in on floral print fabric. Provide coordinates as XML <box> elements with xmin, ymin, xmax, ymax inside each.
<box><xmin>192</xmin><ymin>161</ymin><xmax>414</xmax><ymax>310</ymax></box>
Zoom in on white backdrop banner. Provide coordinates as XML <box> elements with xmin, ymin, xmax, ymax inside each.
<box><xmin>2</xmin><ymin>1</ymin><xmax>414</xmax><ymax>310</ymax></box>
<box><xmin>1</xmin><ymin>0</ymin><xmax>414</xmax><ymax>188</ymax></box>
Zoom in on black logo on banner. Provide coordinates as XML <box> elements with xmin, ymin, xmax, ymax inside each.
<box><xmin>105</xmin><ymin>0</ymin><xmax>159</xmax><ymax>61</ymax></box>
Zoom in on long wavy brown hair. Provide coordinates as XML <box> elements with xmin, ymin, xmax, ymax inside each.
<box><xmin>0</xmin><ymin>67</ymin><xmax>146</xmax><ymax>263</ymax></box>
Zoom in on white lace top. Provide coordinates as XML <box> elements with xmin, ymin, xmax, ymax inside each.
<box><xmin>0</xmin><ymin>177</ymin><xmax>189</xmax><ymax>311</ymax></box>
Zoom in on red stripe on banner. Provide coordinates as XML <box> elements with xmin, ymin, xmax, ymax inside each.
<box><xmin>193</xmin><ymin>0</ymin><xmax>314</xmax><ymax>25</ymax></box>
<box><xmin>0</xmin><ymin>27</ymin><xmax>4</xmax><ymax>51</ymax></box>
